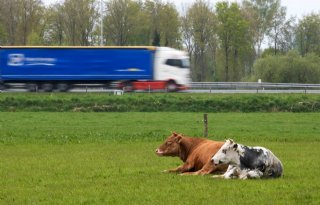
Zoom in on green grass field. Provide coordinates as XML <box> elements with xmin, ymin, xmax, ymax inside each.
<box><xmin>0</xmin><ymin>112</ymin><xmax>319</xmax><ymax>204</ymax></box>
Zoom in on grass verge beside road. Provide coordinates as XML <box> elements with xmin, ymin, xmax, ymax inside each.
<box><xmin>1</xmin><ymin>92</ymin><xmax>320</xmax><ymax>112</ymax></box>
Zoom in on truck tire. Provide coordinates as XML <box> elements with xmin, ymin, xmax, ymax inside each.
<box><xmin>26</xmin><ymin>83</ymin><xmax>38</xmax><ymax>92</ymax></box>
<box><xmin>56</xmin><ymin>83</ymin><xmax>69</xmax><ymax>92</ymax></box>
<box><xmin>123</xmin><ymin>81</ymin><xmax>134</xmax><ymax>92</ymax></box>
<box><xmin>41</xmin><ymin>83</ymin><xmax>54</xmax><ymax>92</ymax></box>
<box><xmin>0</xmin><ymin>84</ymin><xmax>5</xmax><ymax>91</ymax></box>
<box><xmin>166</xmin><ymin>80</ymin><xmax>177</xmax><ymax>92</ymax></box>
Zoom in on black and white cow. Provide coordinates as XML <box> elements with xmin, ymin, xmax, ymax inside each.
<box><xmin>211</xmin><ymin>139</ymin><xmax>283</xmax><ymax>179</ymax></box>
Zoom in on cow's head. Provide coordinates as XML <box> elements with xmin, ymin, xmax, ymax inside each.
<box><xmin>211</xmin><ymin>139</ymin><xmax>240</xmax><ymax>166</ymax></box>
<box><xmin>155</xmin><ymin>132</ymin><xmax>183</xmax><ymax>157</ymax></box>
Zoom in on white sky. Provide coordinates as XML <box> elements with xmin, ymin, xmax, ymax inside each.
<box><xmin>43</xmin><ymin>0</ymin><xmax>320</xmax><ymax>19</ymax></box>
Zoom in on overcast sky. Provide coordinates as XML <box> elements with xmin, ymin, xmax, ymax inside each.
<box><xmin>176</xmin><ymin>0</ymin><xmax>320</xmax><ymax>18</ymax></box>
<box><xmin>43</xmin><ymin>0</ymin><xmax>320</xmax><ymax>19</ymax></box>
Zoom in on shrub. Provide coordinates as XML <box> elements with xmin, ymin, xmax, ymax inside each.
<box><xmin>252</xmin><ymin>51</ymin><xmax>320</xmax><ymax>83</ymax></box>
<box><xmin>1</xmin><ymin>93</ymin><xmax>320</xmax><ymax>112</ymax></box>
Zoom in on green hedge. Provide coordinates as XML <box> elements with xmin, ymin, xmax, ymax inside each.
<box><xmin>252</xmin><ymin>51</ymin><xmax>320</xmax><ymax>83</ymax></box>
<box><xmin>1</xmin><ymin>93</ymin><xmax>320</xmax><ymax>112</ymax></box>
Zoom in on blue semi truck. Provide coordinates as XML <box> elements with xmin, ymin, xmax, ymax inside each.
<box><xmin>0</xmin><ymin>46</ymin><xmax>190</xmax><ymax>92</ymax></box>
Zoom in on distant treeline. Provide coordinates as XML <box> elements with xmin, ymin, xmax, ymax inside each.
<box><xmin>0</xmin><ymin>0</ymin><xmax>320</xmax><ymax>83</ymax></box>
<box><xmin>1</xmin><ymin>93</ymin><xmax>320</xmax><ymax>112</ymax></box>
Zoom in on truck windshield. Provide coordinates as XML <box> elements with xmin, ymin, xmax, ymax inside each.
<box><xmin>181</xmin><ymin>58</ymin><xmax>190</xmax><ymax>68</ymax></box>
<box><xmin>165</xmin><ymin>58</ymin><xmax>190</xmax><ymax>69</ymax></box>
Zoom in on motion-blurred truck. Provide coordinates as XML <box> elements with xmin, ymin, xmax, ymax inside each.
<box><xmin>0</xmin><ymin>46</ymin><xmax>190</xmax><ymax>92</ymax></box>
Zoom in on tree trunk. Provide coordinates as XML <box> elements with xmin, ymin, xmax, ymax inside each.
<box><xmin>225</xmin><ymin>45</ymin><xmax>229</xmax><ymax>82</ymax></box>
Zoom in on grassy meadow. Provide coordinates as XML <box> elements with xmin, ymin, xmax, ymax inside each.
<box><xmin>0</xmin><ymin>111</ymin><xmax>320</xmax><ymax>204</ymax></box>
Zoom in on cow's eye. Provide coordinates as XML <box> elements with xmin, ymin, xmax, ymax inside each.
<box><xmin>166</xmin><ymin>141</ymin><xmax>172</xmax><ymax>145</ymax></box>
<box><xmin>222</xmin><ymin>149</ymin><xmax>227</xmax><ymax>154</ymax></box>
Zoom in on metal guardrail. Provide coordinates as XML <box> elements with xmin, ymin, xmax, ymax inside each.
<box><xmin>3</xmin><ymin>82</ymin><xmax>320</xmax><ymax>93</ymax></box>
<box><xmin>190</xmin><ymin>82</ymin><xmax>320</xmax><ymax>90</ymax></box>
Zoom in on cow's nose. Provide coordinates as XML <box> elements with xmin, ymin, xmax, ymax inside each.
<box><xmin>211</xmin><ymin>158</ymin><xmax>220</xmax><ymax>166</ymax></box>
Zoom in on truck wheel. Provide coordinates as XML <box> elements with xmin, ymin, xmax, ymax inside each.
<box><xmin>26</xmin><ymin>83</ymin><xmax>38</xmax><ymax>92</ymax></box>
<box><xmin>103</xmin><ymin>82</ymin><xmax>111</xmax><ymax>89</ymax></box>
<box><xmin>41</xmin><ymin>83</ymin><xmax>54</xmax><ymax>92</ymax></box>
<box><xmin>124</xmin><ymin>81</ymin><xmax>134</xmax><ymax>92</ymax></box>
<box><xmin>56</xmin><ymin>83</ymin><xmax>69</xmax><ymax>92</ymax></box>
<box><xmin>166</xmin><ymin>81</ymin><xmax>177</xmax><ymax>92</ymax></box>
<box><xmin>0</xmin><ymin>84</ymin><xmax>5</xmax><ymax>91</ymax></box>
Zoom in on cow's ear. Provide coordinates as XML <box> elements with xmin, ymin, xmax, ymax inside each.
<box><xmin>233</xmin><ymin>143</ymin><xmax>238</xmax><ymax>150</ymax></box>
<box><xmin>172</xmin><ymin>132</ymin><xmax>178</xmax><ymax>136</ymax></box>
<box><xmin>175</xmin><ymin>135</ymin><xmax>182</xmax><ymax>143</ymax></box>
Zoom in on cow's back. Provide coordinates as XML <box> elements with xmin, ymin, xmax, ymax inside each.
<box><xmin>189</xmin><ymin>140</ymin><xmax>225</xmax><ymax>170</ymax></box>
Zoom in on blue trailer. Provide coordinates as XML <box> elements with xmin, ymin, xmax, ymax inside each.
<box><xmin>0</xmin><ymin>46</ymin><xmax>190</xmax><ymax>91</ymax></box>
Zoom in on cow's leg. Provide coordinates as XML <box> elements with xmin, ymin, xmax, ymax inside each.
<box><xmin>247</xmin><ymin>170</ymin><xmax>263</xmax><ymax>179</ymax></box>
<box><xmin>180</xmin><ymin>169</ymin><xmax>210</xmax><ymax>175</ymax></box>
<box><xmin>184</xmin><ymin>162</ymin><xmax>227</xmax><ymax>175</ymax></box>
<box><xmin>237</xmin><ymin>169</ymin><xmax>263</xmax><ymax>179</ymax></box>
<box><xmin>164</xmin><ymin>165</ymin><xmax>184</xmax><ymax>173</ymax></box>
<box><xmin>181</xmin><ymin>162</ymin><xmax>214</xmax><ymax>175</ymax></box>
<box><xmin>165</xmin><ymin>162</ymin><xmax>194</xmax><ymax>173</ymax></box>
<box><xmin>213</xmin><ymin>165</ymin><xmax>236</xmax><ymax>179</ymax></box>
<box><xmin>223</xmin><ymin>165</ymin><xmax>238</xmax><ymax>179</ymax></box>
<box><xmin>238</xmin><ymin>169</ymin><xmax>249</xmax><ymax>179</ymax></box>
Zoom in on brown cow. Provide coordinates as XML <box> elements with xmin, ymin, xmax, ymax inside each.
<box><xmin>155</xmin><ymin>132</ymin><xmax>228</xmax><ymax>175</ymax></box>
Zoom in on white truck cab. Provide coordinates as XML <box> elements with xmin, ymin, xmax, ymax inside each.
<box><xmin>154</xmin><ymin>47</ymin><xmax>191</xmax><ymax>88</ymax></box>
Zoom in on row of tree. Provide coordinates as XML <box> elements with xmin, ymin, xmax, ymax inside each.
<box><xmin>0</xmin><ymin>0</ymin><xmax>320</xmax><ymax>83</ymax></box>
